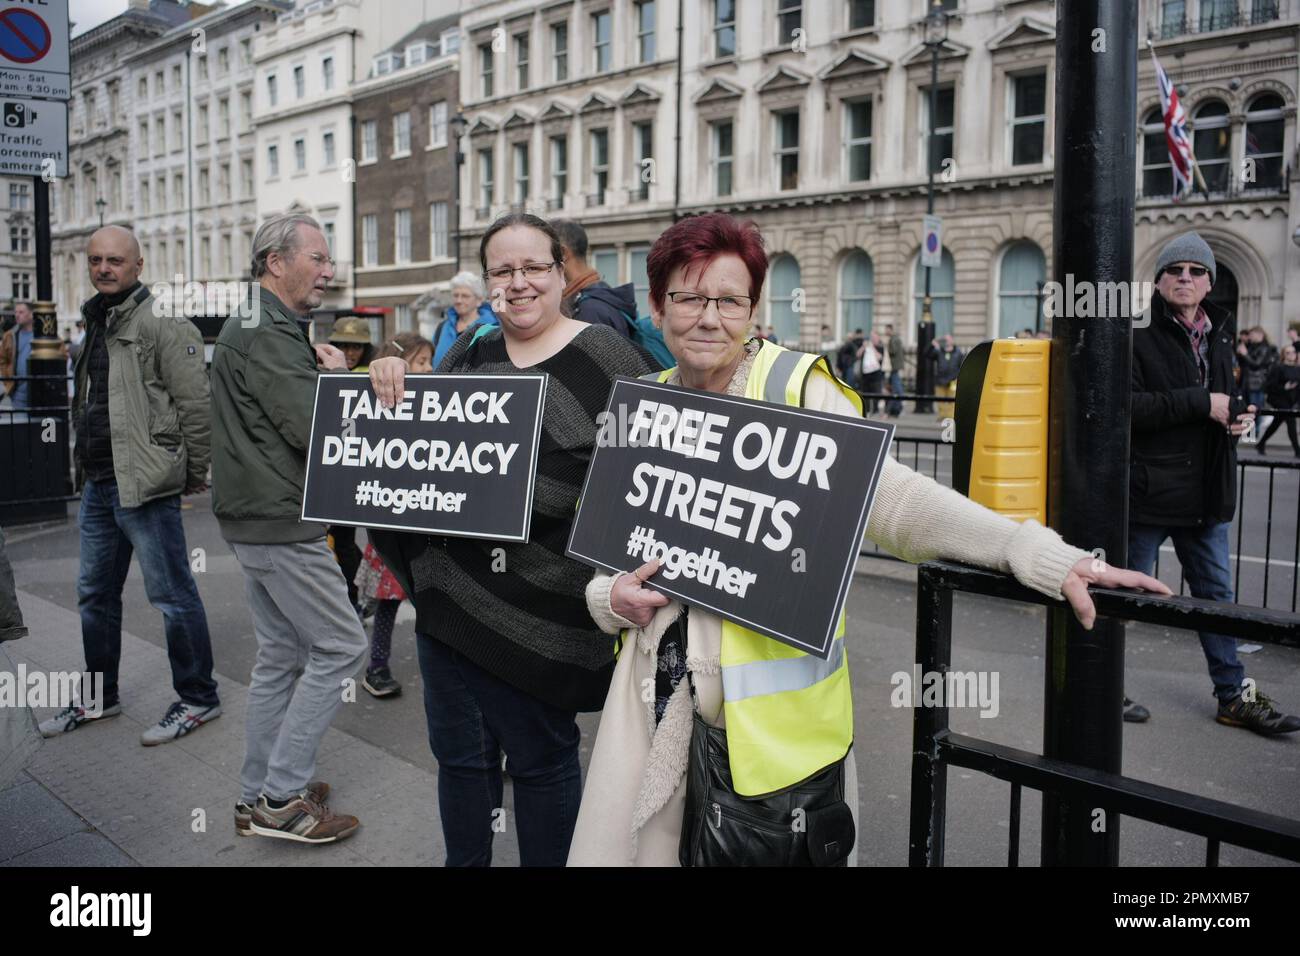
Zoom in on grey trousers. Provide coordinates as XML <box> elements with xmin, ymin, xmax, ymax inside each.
<box><xmin>232</xmin><ymin>538</ymin><xmax>367</xmax><ymax>803</ymax></box>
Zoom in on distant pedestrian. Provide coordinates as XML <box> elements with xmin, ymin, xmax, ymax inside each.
<box><xmin>39</xmin><ymin>226</ymin><xmax>220</xmax><ymax>746</ymax></box>
<box><xmin>837</xmin><ymin>328</ymin><xmax>864</xmax><ymax>385</ymax></box>
<box><xmin>885</xmin><ymin>323</ymin><xmax>905</xmax><ymax>417</ymax></box>
<box><xmin>1257</xmin><ymin>344</ymin><xmax>1300</xmax><ymax>456</ymax></box>
<box><xmin>1236</xmin><ymin>326</ymin><xmax>1277</xmax><ymax>414</ymax></box>
<box><xmin>857</xmin><ymin>331</ymin><xmax>884</xmax><ymax>413</ymax></box>
<box><xmin>553</xmin><ymin>218</ymin><xmax>636</xmax><ymax>337</ymax></box>
<box><xmin>211</xmin><ymin>213</ymin><xmax>367</xmax><ymax>843</ymax></box>
<box><xmin>434</xmin><ymin>271</ymin><xmax>498</xmax><ymax>367</ymax></box>
<box><xmin>929</xmin><ymin>333</ymin><xmax>964</xmax><ymax>420</ymax></box>
<box><xmin>325</xmin><ymin>316</ymin><xmax>374</xmax><ymax>614</ymax></box>
<box><xmin>0</xmin><ymin>302</ymin><xmax>65</xmax><ymax>411</ymax></box>
<box><xmin>1127</xmin><ymin>231</ymin><xmax>1299</xmax><ymax>734</ymax></box>
<box><xmin>354</xmin><ymin>332</ymin><xmax>434</xmax><ymax>699</ymax></box>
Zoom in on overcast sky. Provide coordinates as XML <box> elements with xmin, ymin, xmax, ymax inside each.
<box><xmin>70</xmin><ymin>0</ymin><xmax>131</xmax><ymax>38</ymax></box>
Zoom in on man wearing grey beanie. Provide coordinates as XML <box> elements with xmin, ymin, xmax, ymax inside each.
<box><xmin>1127</xmin><ymin>230</ymin><xmax>1299</xmax><ymax>734</ymax></box>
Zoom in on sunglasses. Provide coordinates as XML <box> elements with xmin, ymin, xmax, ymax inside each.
<box><xmin>1163</xmin><ymin>264</ymin><xmax>1210</xmax><ymax>279</ymax></box>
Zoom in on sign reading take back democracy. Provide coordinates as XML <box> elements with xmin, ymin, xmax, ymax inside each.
<box><xmin>302</xmin><ymin>374</ymin><xmax>547</xmax><ymax>542</ymax></box>
<box><xmin>567</xmin><ymin>377</ymin><xmax>894</xmax><ymax>660</ymax></box>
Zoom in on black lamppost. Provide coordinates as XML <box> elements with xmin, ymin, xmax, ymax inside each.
<box><xmin>917</xmin><ymin>0</ymin><xmax>950</xmax><ymax>414</ymax></box>
<box><xmin>449</xmin><ymin>110</ymin><xmax>469</xmax><ymax>272</ymax></box>
<box><xmin>95</xmin><ymin>196</ymin><xmax>106</xmax><ymax>227</ymax></box>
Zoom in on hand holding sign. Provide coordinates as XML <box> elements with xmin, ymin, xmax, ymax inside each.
<box><xmin>370</xmin><ymin>355</ymin><xmax>408</xmax><ymax>408</ymax></box>
<box><xmin>610</xmin><ymin>558</ymin><xmax>671</xmax><ymax>627</ymax></box>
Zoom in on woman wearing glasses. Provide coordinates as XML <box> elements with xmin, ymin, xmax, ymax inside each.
<box><xmin>367</xmin><ymin>214</ymin><xmax>657</xmax><ymax>866</ymax></box>
<box><xmin>567</xmin><ymin>212</ymin><xmax>1166</xmax><ymax>866</ymax></box>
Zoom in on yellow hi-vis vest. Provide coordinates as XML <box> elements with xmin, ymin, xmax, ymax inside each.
<box><xmin>639</xmin><ymin>339</ymin><xmax>864</xmax><ymax>797</ymax></box>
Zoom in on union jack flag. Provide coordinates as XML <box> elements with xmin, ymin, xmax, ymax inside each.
<box><xmin>1151</xmin><ymin>47</ymin><xmax>1196</xmax><ymax>201</ymax></box>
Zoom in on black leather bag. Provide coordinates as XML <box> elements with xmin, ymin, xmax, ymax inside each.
<box><xmin>678</xmin><ymin>711</ymin><xmax>855</xmax><ymax>867</ymax></box>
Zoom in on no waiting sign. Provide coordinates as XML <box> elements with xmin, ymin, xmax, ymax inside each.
<box><xmin>0</xmin><ymin>0</ymin><xmax>70</xmax><ymax>101</ymax></box>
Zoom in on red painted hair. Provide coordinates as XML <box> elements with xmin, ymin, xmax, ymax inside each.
<box><xmin>646</xmin><ymin>212</ymin><xmax>768</xmax><ymax>313</ymax></box>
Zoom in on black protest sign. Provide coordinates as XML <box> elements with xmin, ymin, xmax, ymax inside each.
<box><xmin>302</xmin><ymin>373</ymin><xmax>547</xmax><ymax>542</ymax></box>
<box><xmin>567</xmin><ymin>377</ymin><xmax>894</xmax><ymax>659</ymax></box>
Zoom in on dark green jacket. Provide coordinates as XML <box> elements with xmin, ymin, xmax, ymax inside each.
<box><xmin>210</xmin><ymin>287</ymin><xmax>326</xmax><ymax>544</ymax></box>
<box><xmin>71</xmin><ymin>283</ymin><xmax>211</xmax><ymax>508</ymax></box>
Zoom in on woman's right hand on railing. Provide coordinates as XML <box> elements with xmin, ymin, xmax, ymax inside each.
<box><xmin>369</xmin><ymin>356</ymin><xmax>408</xmax><ymax>409</ymax></box>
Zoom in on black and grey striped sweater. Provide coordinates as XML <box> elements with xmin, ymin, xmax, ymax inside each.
<box><xmin>371</xmin><ymin>323</ymin><xmax>658</xmax><ymax>713</ymax></box>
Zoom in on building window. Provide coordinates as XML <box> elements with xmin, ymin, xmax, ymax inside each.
<box><xmin>840</xmin><ymin>251</ymin><xmax>874</xmax><ymax>334</ymax></box>
<box><xmin>592</xmin><ymin>11</ymin><xmax>612</xmax><ymax>72</ymax></box>
<box><xmin>516</xmin><ymin>34</ymin><xmax>529</xmax><ymax>89</ymax></box>
<box><xmin>198</xmin><ymin>56</ymin><xmax>208</xmax><ymax>80</ymax></box>
<box><xmin>218</xmin><ymin>46</ymin><xmax>229</xmax><ymax>74</ymax></box>
<box><xmin>429</xmin><ymin>101</ymin><xmax>448</xmax><ymax>148</ymax></box>
<box><xmin>711</xmin><ymin>120</ymin><xmax>733</xmax><ymax>196</ymax></box>
<box><xmin>10</xmin><ymin>223</ymin><xmax>30</xmax><ymax>254</ymax></box>
<box><xmin>1009</xmin><ymin>72</ymin><xmax>1047</xmax><ymax>166</ymax></box>
<box><xmin>845</xmin><ymin>100</ymin><xmax>872</xmax><ymax>181</ymax></box>
<box><xmin>849</xmin><ymin>0</ymin><xmax>875</xmax><ymax>30</ymax></box>
<box><xmin>629</xmin><ymin>245</ymin><xmax>651</xmax><ymax>316</ymax></box>
<box><xmin>155</xmin><ymin>70</ymin><xmax>165</xmax><ymax>95</ymax></box>
<box><xmin>551</xmin><ymin>134</ymin><xmax>568</xmax><ymax>203</ymax></box>
<box><xmin>923</xmin><ymin>85</ymin><xmax>955</xmax><ymax>175</ymax></box>
<box><xmin>1199</xmin><ymin>0</ymin><xmax>1237</xmax><ymax>30</ymax></box>
<box><xmin>293</xmin><ymin>64</ymin><xmax>305</xmax><ymax>99</ymax></box>
<box><xmin>553</xmin><ymin>23</ymin><xmax>569</xmax><ymax>81</ymax></box>
<box><xmin>199</xmin><ymin>166</ymin><xmax>210</xmax><ymax>203</ymax></box>
<box><xmin>592</xmin><ymin>248</ymin><xmax>618</xmax><ymax>283</ymax></box>
<box><xmin>240</xmin><ymin>91</ymin><xmax>252</xmax><ymax>131</ymax></box>
<box><xmin>267</xmin><ymin>144</ymin><xmax>279</xmax><ymax>178</ymax></box>
<box><xmin>219</xmin><ymin>162</ymin><xmax>230</xmax><ymax>199</ymax></box>
<box><xmin>139</xmin><ymin>120</ymin><xmax>148</xmax><ymax>153</ymax></box>
<box><xmin>479</xmin><ymin>42</ymin><xmax>494</xmax><ymax>97</ymax></box>
<box><xmin>394</xmin><ymin>209</ymin><xmax>411</xmax><ymax>264</ymax></box>
<box><xmin>441</xmin><ymin>28</ymin><xmax>461</xmax><ymax>55</ymax></box>
<box><xmin>479</xmin><ymin>148</ymin><xmax>495</xmax><ymax>210</ymax></box>
<box><xmin>361</xmin><ymin>120</ymin><xmax>378</xmax><ymax>162</ymax></box>
<box><xmin>12</xmin><ymin>273</ymin><xmax>31</xmax><ymax>300</ymax></box>
<box><xmin>200</xmin><ymin>236</ymin><xmax>211</xmax><ymax>273</ymax></box>
<box><xmin>769</xmin><ymin>254</ymin><xmax>801</xmax><ymax>343</ymax></box>
<box><xmin>218</xmin><ymin>97</ymin><xmax>230</xmax><ymax>138</ymax></box>
<box><xmin>774</xmin><ymin>110</ymin><xmax>799</xmax><ymax>190</ymax></box>
<box><xmin>138</xmin><ymin>179</ymin><xmax>149</xmax><ymax>214</ymax></box>
<box><xmin>173</xmin><ymin>173</ymin><xmax>184</xmax><ymax>207</ymax></box>
<box><xmin>590</xmin><ymin>129</ymin><xmax>609</xmax><ymax>205</ymax></box>
<box><xmin>322</xmin><ymin>130</ymin><xmax>336</xmax><ymax>167</ymax></box>
<box><xmin>777</xmin><ymin>0</ymin><xmax>801</xmax><ymax>45</ymax></box>
<box><xmin>241</xmin><ymin>158</ymin><xmax>253</xmax><ymax>196</ymax></box>
<box><xmin>294</xmin><ymin>137</ymin><xmax>306</xmax><ymax>172</ymax></box>
<box><xmin>393</xmin><ymin>112</ymin><xmax>411</xmax><ymax>156</ymax></box>
<box><xmin>715</xmin><ymin>0</ymin><xmax>736</xmax><ymax>57</ymax></box>
<box><xmin>321</xmin><ymin>221</ymin><xmax>335</xmax><ymax>256</ymax></box>
<box><xmin>137</xmin><ymin>76</ymin><xmax>147</xmax><ymax>99</ymax></box>
<box><xmin>513</xmin><ymin>143</ymin><xmax>530</xmax><ymax>203</ymax></box>
<box><xmin>1245</xmin><ymin>93</ymin><xmax>1285</xmax><ymax>191</ymax></box>
<box><xmin>1160</xmin><ymin>0</ymin><xmax>1187</xmax><ymax>38</ymax></box>
<box><xmin>998</xmin><ymin>242</ymin><xmax>1047</xmax><ymax>339</ymax></box>
<box><xmin>636</xmin><ymin>1</ymin><xmax>656</xmax><ymax>63</ymax></box>
<box><xmin>154</xmin><ymin>117</ymin><xmax>165</xmax><ymax>155</ymax></box>
<box><xmin>1192</xmin><ymin>100</ymin><xmax>1230</xmax><ymax>193</ymax></box>
<box><xmin>632</xmin><ymin>121</ymin><xmax>653</xmax><ymax>201</ymax></box>
<box><xmin>395</xmin><ymin>305</ymin><xmax>412</xmax><ymax>332</ymax></box>
<box><xmin>175</xmin><ymin>109</ymin><xmax>186</xmax><ymax>149</ymax></box>
<box><xmin>267</xmin><ymin>74</ymin><xmax>278</xmax><ymax>107</ymax></box>
<box><xmin>322</xmin><ymin>56</ymin><xmax>334</xmax><ymax>91</ymax></box>
<box><xmin>1141</xmin><ymin>107</ymin><xmax>1171</xmax><ymax>197</ymax></box>
<box><xmin>240</xmin><ymin>38</ymin><xmax>252</xmax><ymax>66</ymax></box>
<box><xmin>362</xmin><ymin>214</ymin><xmax>378</xmax><ymax>266</ymax></box>
<box><xmin>913</xmin><ymin>249</ymin><xmax>956</xmax><ymax>338</ymax></box>
<box><xmin>430</xmin><ymin>201</ymin><xmax>448</xmax><ymax>258</ymax></box>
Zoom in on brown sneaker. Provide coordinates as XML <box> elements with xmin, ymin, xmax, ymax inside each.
<box><xmin>248</xmin><ymin>789</ymin><xmax>358</xmax><ymax>844</ymax></box>
<box><xmin>235</xmin><ymin>781</ymin><xmax>330</xmax><ymax>836</ymax></box>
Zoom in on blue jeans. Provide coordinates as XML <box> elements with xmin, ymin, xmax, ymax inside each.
<box><xmin>887</xmin><ymin>370</ymin><xmax>903</xmax><ymax>416</ymax></box>
<box><xmin>1127</xmin><ymin>521</ymin><xmax>1246</xmax><ymax>702</ymax></box>
<box><xmin>416</xmin><ymin>633</ymin><xmax>581</xmax><ymax>867</ymax></box>
<box><xmin>77</xmin><ymin>479</ymin><xmax>218</xmax><ymax>709</ymax></box>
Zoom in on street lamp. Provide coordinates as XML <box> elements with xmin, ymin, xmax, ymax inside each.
<box><xmin>917</xmin><ymin>0</ymin><xmax>950</xmax><ymax>414</ymax></box>
<box><xmin>449</xmin><ymin>110</ymin><xmax>469</xmax><ymax>272</ymax></box>
<box><xmin>95</xmin><ymin>196</ymin><xmax>106</xmax><ymax>227</ymax></box>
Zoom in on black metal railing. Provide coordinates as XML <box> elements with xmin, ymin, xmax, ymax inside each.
<box><xmin>1155</xmin><ymin>1</ymin><xmax>1283</xmax><ymax>39</ymax></box>
<box><xmin>1</xmin><ymin>374</ymin><xmax>76</xmax><ymax>514</ymax></box>
<box><xmin>909</xmin><ymin>561</ymin><xmax>1300</xmax><ymax>866</ymax></box>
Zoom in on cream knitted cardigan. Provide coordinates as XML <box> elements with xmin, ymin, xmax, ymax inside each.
<box><xmin>567</xmin><ymin>350</ymin><xmax>1091</xmax><ymax>867</ymax></box>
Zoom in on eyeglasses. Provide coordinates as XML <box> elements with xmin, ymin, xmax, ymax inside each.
<box><xmin>1163</xmin><ymin>264</ymin><xmax>1209</xmax><ymax>279</ymax></box>
<box><xmin>305</xmin><ymin>252</ymin><xmax>336</xmax><ymax>268</ymax></box>
<box><xmin>665</xmin><ymin>291</ymin><xmax>755</xmax><ymax>320</ymax></box>
<box><xmin>483</xmin><ymin>261</ymin><xmax>558</xmax><ymax>283</ymax></box>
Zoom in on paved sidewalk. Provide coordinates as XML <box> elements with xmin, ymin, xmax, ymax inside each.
<box><xmin>1</xmin><ymin>591</ymin><xmax>521</xmax><ymax>867</ymax></box>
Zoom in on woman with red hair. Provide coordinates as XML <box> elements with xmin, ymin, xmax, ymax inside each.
<box><xmin>569</xmin><ymin>212</ymin><xmax>1166</xmax><ymax>866</ymax></box>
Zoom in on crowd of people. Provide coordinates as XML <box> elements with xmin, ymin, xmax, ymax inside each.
<box><xmin>0</xmin><ymin>213</ymin><xmax>1296</xmax><ymax>869</ymax></box>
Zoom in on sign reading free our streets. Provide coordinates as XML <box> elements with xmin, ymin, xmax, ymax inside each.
<box><xmin>567</xmin><ymin>377</ymin><xmax>894</xmax><ymax>660</ymax></box>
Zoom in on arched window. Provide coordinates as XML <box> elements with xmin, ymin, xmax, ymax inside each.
<box><xmin>1245</xmin><ymin>93</ymin><xmax>1285</xmax><ymax>191</ymax></box>
<box><xmin>1141</xmin><ymin>107</ymin><xmax>1172</xmax><ymax>197</ymax></box>
<box><xmin>839</xmin><ymin>251</ymin><xmax>874</xmax><ymax>336</ymax></box>
<box><xmin>913</xmin><ymin>249</ymin><xmax>955</xmax><ymax>339</ymax></box>
<box><xmin>1192</xmin><ymin>100</ymin><xmax>1230</xmax><ymax>193</ymax></box>
<box><xmin>769</xmin><ymin>254</ymin><xmax>801</xmax><ymax>344</ymax></box>
<box><xmin>998</xmin><ymin>242</ymin><xmax>1046</xmax><ymax>338</ymax></box>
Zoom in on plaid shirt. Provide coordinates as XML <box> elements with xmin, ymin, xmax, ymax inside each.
<box><xmin>1174</xmin><ymin>306</ymin><xmax>1212</xmax><ymax>386</ymax></box>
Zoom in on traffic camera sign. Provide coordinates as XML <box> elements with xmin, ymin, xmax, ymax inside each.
<box><xmin>0</xmin><ymin>96</ymin><xmax>66</xmax><ymax>176</ymax></box>
<box><xmin>0</xmin><ymin>0</ymin><xmax>69</xmax><ymax>100</ymax></box>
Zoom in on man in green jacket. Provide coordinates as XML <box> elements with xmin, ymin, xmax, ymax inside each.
<box><xmin>39</xmin><ymin>226</ymin><xmax>221</xmax><ymax>746</ymax></box>
<box><xmin>210</xmin><ymin>213</ymin><xmax>366</xmax><ymax>844</ymax></box>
